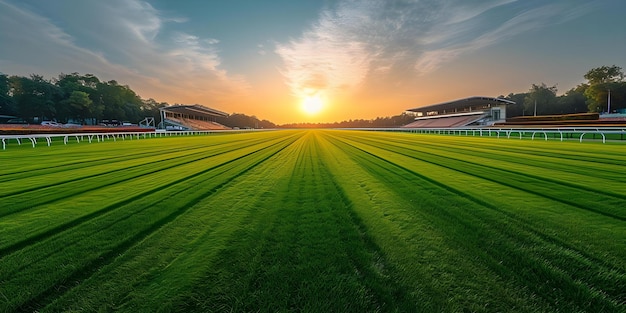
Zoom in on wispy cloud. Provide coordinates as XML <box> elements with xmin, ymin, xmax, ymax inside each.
<box><xmin>0</xmin><ymin>0</ymin><xmax>602</xmax><ymax>120</ymax></box>
<box><xmin>0</xmin><ymin>0</ymin><xmax>249</xmax><ymax>105</ymax></box>
<box><xmin>413</xmin><ymin>1</ymin><xmax>594</xmax><ymax>74</ymax></box>
<box><xmin>275</xmin><ymin>0</ymin><xmax>595</xmax><ymax>98</ymax></box>
<box><xmin>275</xmin><ymin>2</ymin><xmax>373</xmax><ymax>98</ymax></box>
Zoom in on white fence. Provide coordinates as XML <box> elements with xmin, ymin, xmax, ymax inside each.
<box><xmin>0</xmin><ymin>129</ymin><xmax>265</xmax><ymax>150</ymax></box>
<box><xmin>2</xmin><ymin>127</ymin><xmax>625</xmax><ymax>150</ymax></box>
<box><xmin>345</xmin><ymin>127</ymin><xmax>626</xmax><ymax>144</ymax></box>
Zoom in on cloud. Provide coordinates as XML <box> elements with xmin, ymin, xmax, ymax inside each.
<box><xmin>0</xmin><ymin>0</ymin><xmax>249</xmax><ymax>106</ymax></box>
<box><xmin>275</xmin><ymin>3</ymin><xmax>372</xmax><ymax>98</ymax></box>
<box><xmin>413</xmin><ymin>2</ymin><xmax>593</xmax><ymax>74</ymax></box>
<box><xmin>0</xmin><ymin>0</ymin><xmax>118</xmax><ymax>75</ymax></box>
<box><xmin>275</xmin><ymin>0</ymin><xmax>595</xmax><ymax>97</ymax></box>
<box><xmin>274</xmin><ymin>0</ymin><xmax>509</xmax><ymax>97</ymax></box>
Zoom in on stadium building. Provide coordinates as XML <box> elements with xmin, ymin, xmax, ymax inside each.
<box><xmin>403</xmin><ymin>96</ymin><xmax>514</xmax><ymax>128</ymax></box>
<box><xmin>159</xmin><ymin>104</ymin><xmax>230</xmax><ymax>130</ymax></box>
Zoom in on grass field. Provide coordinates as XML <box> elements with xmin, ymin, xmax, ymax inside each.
<box><xmin>0</xmin><ymin>130</ymin><xmax>624</xmax><ymax>312</ymax></box>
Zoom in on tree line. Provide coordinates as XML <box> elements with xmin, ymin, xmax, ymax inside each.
<box><xmin>1</xmin><ymin>65</ymin><xmax>624</xmax><ymax>127</ymax></box>
<box><xmin>215</xmin><ymin>113</ymin><xmax>277</xmax><ymax>129</ymax></box>
<box><xmin>503</xmin><ymin>65</ymin><xmax>625</xmax><ymax>117</ymax></box>
<box><xmin>0</xmin><ymin>71</ymin><xmax>279</xmax><ymax>129</ymax></box>
<box><xmin>279</xmin><ymin>114</ymin><xmax>415</xmax><ymax>128</ymax></box>
<box><xmin>0</xmin><ymin>72</ymin><xmax>170</xmax><ymax>124</ymax></box>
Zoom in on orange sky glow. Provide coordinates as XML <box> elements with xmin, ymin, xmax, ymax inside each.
<box><xmin>1</xmin><ymin>0</ymin><xmax>625</xmax><ymax>124</ymax></box>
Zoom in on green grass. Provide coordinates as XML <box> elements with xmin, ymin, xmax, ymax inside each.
<box><xmin>0</xmin><ymin>130</ymin><xmax>624</xmax><ymax>312</ymax></box>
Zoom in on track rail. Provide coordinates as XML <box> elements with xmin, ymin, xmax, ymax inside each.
<box><xmin>2</xmin><ymin>126</ymin><xmax>625</xmax><ymax>150</ymax></box>
<box><xmin>345</xmin><ymin>127</ymin><xmax>626</xmax><ymax>143</ymax></box>
<box><xmin>0</xmin><ymin>129</ymin><xmax>272</xmax><ymax>150</ymax></box>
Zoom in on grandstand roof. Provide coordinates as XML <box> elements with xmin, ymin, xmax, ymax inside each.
<box><xmin>402</xmin><ymin>112</ymin><xmax>488</xmax><ymax>128</ymax></box>
<box><xmin>406</xmin><ymin>96</ymin><xmax>515</xmax><ymax>114</ymax></box>
<box><xmin>160</xmin><ymin>104</ymin><xmax>228</xmax><ymax>118</ymax></box>
<box><xmin>412</xmin><ymin>110</ymin><xmax>486</xmax><ymax>120</ymax></box>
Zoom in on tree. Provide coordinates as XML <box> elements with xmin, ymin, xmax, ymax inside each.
<box><xmin>585</xmin><ymin>82</ymin><xmax>626</xmax><ymax>113</ymax></box>
<box><xmin>584</xmin><ymin>65</ymin><xmax>624</xmax><ymax>85</ymax></box>
<box><xmin>215</xmin><ymin>113</ymin><xmax>278</xmax><ymax>129</ymax></box>
<box><xmin>0</xmin><ymin>73</ymin><xmax>15</xmax><ymax>115</ymax></box>
<box><xmin>558</xmin><ymin>85</ymin><xmax>588</xmax><ymax>114</ymax></box>
<box><xmin>96</xmin><ymin>80</ymin><xmax>143</xmax><ymax>122</ymax></box>
<box><xmin>10</xmin><ymin>74</ymin><xmax>60</xmax><ymax>122</ymax></box>
<box><xmin>52</xmin><ymin>73</ymin><xmax>104</xmax><ymax>122</ymax></box>
<box><xmin>503</xmin><ymin>93</ymin><xmax>527</xmax><ymax>117</ymax></box>
<box><xmin>523</xmin><ymin>83</ymin><xmax>558</xmax><ymax>116</ymax></box>
<box><xmin>64</xmin><ymin>90</ymin><xmax>98</xmax><ymax>123</ymax></box>
<box><xmin>583</xmin><ymin>66</ymin><xmax>626</xmax><ymax>113</ymax></box>
<box><xmin>2</xmin><ymin>71</ymin><xmax>173</xmax><ymax>124</ymax></box>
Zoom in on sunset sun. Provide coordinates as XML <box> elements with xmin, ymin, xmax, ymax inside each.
<box><xmin>301</xmin><ymin>94</ymin><xmax>324</xmax><ymax>115</ymax></box>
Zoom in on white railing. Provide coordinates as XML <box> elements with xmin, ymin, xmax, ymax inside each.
<box><xmin>346</xmin><ymin>127</ymin><xmax>626</xmax><ymax>144</ymax></box>
<box><xmin>0</xmin><ymin>129</ymin><xmax>267</xmax><ymax>150</ymax></box>
<box><xmin>2</xmin><ymin>127</ymin><xmax>625</xmax><ymax>150</ymax></box>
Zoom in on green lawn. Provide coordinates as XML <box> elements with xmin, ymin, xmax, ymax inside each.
<box><xmin>0</xmin><ymin>130</ymin><xmax>624</xmax><ymax>312</ymax></box>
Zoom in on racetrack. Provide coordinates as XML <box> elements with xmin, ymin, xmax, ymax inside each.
<box><xmin>0</xmin><ymin>130</ymin><xmax>624</xmax><ymax>312</ymax></box>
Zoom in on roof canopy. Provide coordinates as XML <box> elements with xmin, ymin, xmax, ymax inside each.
<box><xmin>407</xmin><ymin>96</ymin><xmax>515</xmax><ymax>114</ymax></box>
<box><xmin>160</xmin><ymin>104</ymin><xmax>228</xmax><ymax>118</ymax></box>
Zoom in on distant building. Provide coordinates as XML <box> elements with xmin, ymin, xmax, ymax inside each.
<box><xmin>403</xmin><ymin>96</ymin><xmax>514</xmax><ymax>128</ymax></box>
<box><xmin>159</xmin><ymin>104</ymin><xmax>230</xmax><ymax>130</ymax></box>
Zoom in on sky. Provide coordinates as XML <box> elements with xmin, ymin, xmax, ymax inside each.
<box><xmin>1</xmin><ymin>0</ymin><xmax>625</xmax><ymax>124</ymax></box>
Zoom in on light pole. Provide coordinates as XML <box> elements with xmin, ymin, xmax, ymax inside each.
<box><xmin>607</xmin><ymin>89</ymin><xmax>611</xmax><ymax>114</ymax></box>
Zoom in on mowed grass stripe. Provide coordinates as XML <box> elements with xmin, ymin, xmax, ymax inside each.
<box><xmin>0</xmin><ymin>133</ymin><xmax>279</xmax><ymax>184</ymax></box>
<box><xmin>0</xmin><ymin>129</ymin><xmax>624</xmax><ymax>312</ymax></box>
<box><xmin>369</xmin><ymin>132</ymin><xmax>626</xmax><ymax>186</ymax></box>
<box><xmin>0</xmin><ymin>139</ymin><xmax>209</xmax><ymax>179</ymax></box>
<box><xmin>341</xmin><ymin>132</ymin><xmax>626</xmax><ymax>220</ymax></box>
<box><xmin>0</xmin><ymin>134</ymin><xmax>284</xmax><ymax>216</ymax></box>
<box><xmin>322</xmin><ymin>130</ymin><xmax>625</xmax><ymax>311</ymax></box>
<box><xmin>321</xmin><ymin>131</ymin><xmax>551</xmax><ymax>311</ymax></box>
<box><xmin>0</xmin><ymin>132</ymin><xmax>302</xmax><ymax>312</ymax></box>
<box><xmin>0</xmin><ymin>132</ymin><xmax>296</xmax><ymax>260</ymax></box>
<box><xmin>342</xmin><ymin>132</ymin><xmax>623</xmax><ymax>266</ymax></box>
<box><xmin>43</xmin><ymin>131</ymin><xmax>313</xmax><ymax>312</ymax></box>
<box><xmin>12</xmin><ymin>134</ymin><xmax>273</xmax><ymax>174</ymax></box>
<box><xmin>365</xmin><ymin>132</ymin><xmax>626</xmax><ymax>187</ymax></box>
<box><xmin>425</xmin><ymin>137</ymin><xmax>626</xmax><ymax>182</ymax></box>
<box><xmin>0</xmin><ymin>134</ymin><xmax>276</xmax><ymax>195</ymax></box>
<box><xmin>0</xmin><ymin>133</ymin><xmax>296</xmax><ymax>252</ymax></box>
<box><xmin>330</xmin><ymin>131</ymin><xmax>626</xmax><ymax>265</ymax></box>
<box><xmin>429</xmin><ymin>133</ymin><xmax>626</xmax><ymax>162</ymax></box>
<box><xmin>176</xmin><ymin>131</ymin><xmax>409</xmax><ymax>312</ymax></box>
<box><xmin>318</xmin><ymin>132</ymin><xmax>473</xmax><ymax>311</ymax></box>
<box><xmin>0</xmin><ymin>132</ymin><xmax>298</xmax><ymax>255</ymax></box>
<box><xmin>25</xmin><ymin>132</ymin><xmax>302</xmax><ymax>312</ymax></box>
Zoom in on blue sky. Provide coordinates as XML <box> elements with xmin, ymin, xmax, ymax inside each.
<box><xmin>1</xmin><ymin>0</ymin><xmax>624</xmax><ymax>123</ymax></box>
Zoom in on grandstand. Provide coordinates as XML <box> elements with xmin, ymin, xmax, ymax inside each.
<box><xmin>404</xmin><ymin>96</ymin><xmax>514</xmax><ymax>128</ymax></box>
<box><xmin>160</xmin><ymin>104</ymin><xmax>230</xmax><ymax>130</ymax></box>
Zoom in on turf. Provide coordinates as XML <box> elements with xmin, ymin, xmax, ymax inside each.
<box><xmin>0</xmin><ymin>130</ymin><xmax>624</xmax><ymax>312</ymax></box>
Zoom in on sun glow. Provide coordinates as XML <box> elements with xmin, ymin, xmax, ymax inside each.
<box><xmin>301</xmin><ymin>94</ymin><xmax>324</xmax><ymax>115</ymax></box>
